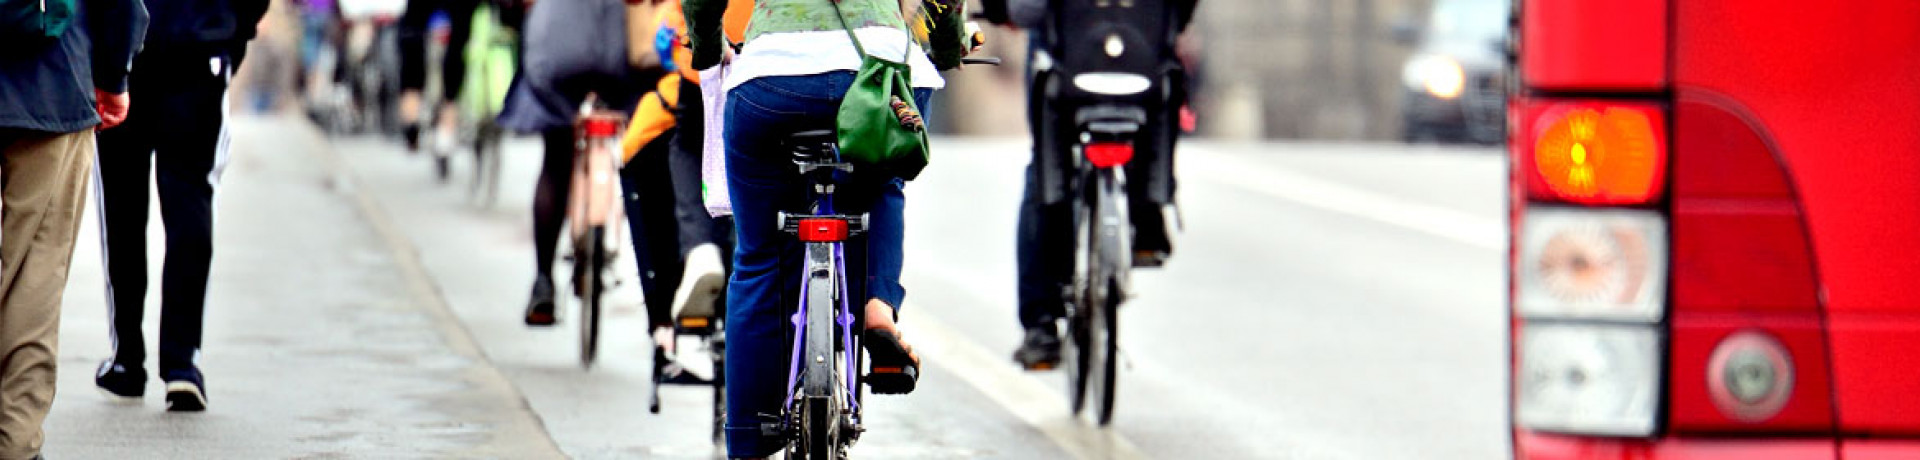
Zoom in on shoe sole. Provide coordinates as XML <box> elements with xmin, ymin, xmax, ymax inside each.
<box><xmin>165</xmin><ymin>382</ymin><xmax>206</xmax><ymax>412</ymax></box>
<box><xmin>96</xmin><ymin>387</ymin><xmax>143</xmax><ymax>404</ymax></box>
<box><xmin>672</xmin><ymin>271</ymin><xmax>726</xmax><ymax>320</ymax></box>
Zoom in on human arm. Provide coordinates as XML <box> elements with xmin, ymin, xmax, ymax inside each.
<box><xmin>684</xmin><ymin>0</ymin><xmax>726</xmax><ymax>70</ymax></box>
<box><xmin>230</xmin><ymin>0</ymin><xmax>272</xmax><ymax>67</ymax></box>
<box><xmin>84</xmin><ymin>0</ymin><xmax>148</xmax><ymax>95</ymax></box>
<box><xmin>916</xmin><ymin>0</ymin><xmax>965</xmax><ymax>70</ymax></box>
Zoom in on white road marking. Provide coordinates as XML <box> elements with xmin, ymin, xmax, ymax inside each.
<box><xmin>909</xmin><ymin>139</ymin><xmax>1504</xmax><ymax>458</ymax></box>
<box><xmin>1180</xmin><ymin>149</ymin><xmax>1507</xmax><ymax>250</ymax></box>
<box><xmin>909</xmin><ymin>316</ymin><xmax>1153</xmax><ymax>460</ymax></box>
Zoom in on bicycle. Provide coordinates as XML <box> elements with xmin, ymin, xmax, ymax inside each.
<box><xmin>569</xmin><ymin>107</ymin><xmax>629</xmax><ymax>366</ymax></box>
<box><xmin>1029</xmin><ymin>0</ymin><xmax>1185</xmax><ymax>426</ymax></box>
<box><xmin>751</xmin><ymin>129</ymin><xmax>871</xmax><ymax>459</ymax></box>
<box><xmin>1061</xmin><ymin>106</ymin><xmax>1140</xmax><ymax>426</ymax></box>
<box><xmin>649</xmin><ymin>233</ymin><xmax>730</xmax><ymax>444</ymax></box>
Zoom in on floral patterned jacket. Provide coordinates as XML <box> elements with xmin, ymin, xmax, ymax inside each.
<box><xmin>684</xmin><ymin>0</ymin><xmax>967</xmax><ymax>71</ymax></box>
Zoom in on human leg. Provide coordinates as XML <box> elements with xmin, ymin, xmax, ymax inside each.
<box><xmin>524</xmin><ymin>127</ymin><xmax>572</xmax><ymax>325</ymax></box>
<box><xmin>93</xmin><ymin>90</ymin><xmax>156</xmax><ymax>376</ymax></box>
<box><xmin>0</xmin><ymin>129</ymin><xmax>95</xmax><ymax>459</ymax></box>
<box><xmin>621</xmin><ymin>135</ymin><xmax>684</xmax><ymax>328</ymax></box>
<box><xmin>147</xmin><ymin>51</ymin><xmax>232</xmax><ymax>412</ymax></box>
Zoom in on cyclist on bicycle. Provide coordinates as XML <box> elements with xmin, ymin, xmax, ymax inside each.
<box><xmin>684</xmin><ymin>0</ymin><xmax>967</xmax><ymax>456</ymax></box>
<box><xmin>984</xmin><ymin>0</ymin><xmax>1197</xmax><ymax>370</ymax></box>
<box><xmin>503</xmin><ymin>0</ymin><xmax>680</xmax><ymax>327</ymax></box>
<box><xmin>617</xmin><ymin>0</ymin><xmax>730</xmax><ymax>357</ymax></box>
<box><xmin>397</xmin><ymin>0</ymin><xmax>477</xmax><ymax>154</ymax></box>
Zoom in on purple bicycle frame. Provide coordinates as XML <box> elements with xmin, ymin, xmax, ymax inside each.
<box><xmin>781</xmin><ymin>180</ymin><xmax>863</xmax><ymax>421</ymax></box>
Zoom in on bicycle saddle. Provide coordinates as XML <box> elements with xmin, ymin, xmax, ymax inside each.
<box><xmin>786</xmin><ymin>130</ymin><xmax>838</xmax><ymax>163</ymax></box>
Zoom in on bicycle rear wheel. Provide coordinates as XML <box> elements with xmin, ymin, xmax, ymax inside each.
<box><xmin>1088</xmin><ymin>278</ymin><xmax>1121</xmax><ymax>425</ymax></box>
<box><xmin>1082</xmin><ymin>169</ymin><xmax>1130</xmax><ymax>424</ymax></box>
<box><xmin>578</xmin><ymin>226</ymin><xmax>605</xmax><ymax>367</ymax></box>
<box><xmin>799</xmin><ymin>244</ymin><xmax>843</xmax><ymax>459</ymax></box>
<box><xmin>1064</xmin><ymin>174</ymin><xmax>1098</xmax><ymax>415</ymax></box>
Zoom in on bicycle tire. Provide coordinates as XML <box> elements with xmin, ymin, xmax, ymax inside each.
<box><xmin>1064</xmin><ymin>171</ymin><xmax>1098</xmax><ymax>416</ymax></box>
<box><xmin>1090</xmin><ymin>168</ymin><xmax>1130</xmax><ymax>425</ymax></box>
<box><xmin>804</xmin><ymin>395</ymin><xmax>837</xmax><ymax>460</ymax></box>
<box><xmin>579</xmin><ymin>227</ymin><xmax>605</xmax><ymax>367</ymax></box>
<box><xmin>482</xmin><ymin>127</ymin><xmax>503</xmax><ymax>205</ymax></box>
<box><xmin>800</xmin><ymin>243</ymin><xmax>842</xmax><ymax>458</ymax></box>
<box><xmin>1089</xmin><ymin>277</ymin><xmax>1121</xmax><ymax>425</ymax></box>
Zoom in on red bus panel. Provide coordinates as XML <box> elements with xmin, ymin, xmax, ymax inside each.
<box><xmin>1674</xmin><ymin>0</ymin><xmax>1920</xmax><ymax>435</ymax></box>
<box><xmin>1520</xmin><ymin>0</ymin><xmax>1669</xmax><ymax>91</ymax></box>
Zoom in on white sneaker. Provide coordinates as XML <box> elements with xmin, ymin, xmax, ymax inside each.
<box><xmin>672</xmin><ymin>244</ymin><xmax>726</xmax><ymax>321</ymax></box>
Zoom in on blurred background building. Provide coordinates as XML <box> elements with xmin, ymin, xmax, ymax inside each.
<box><xmin>240</xmin><ymin>0</ymin><xmax>1507</xmax><ymax>143</ymax></box>
<box><xmin>943</xmin><ymin>0</ymin><xmax>1499</xmax><ymax>142</ymax></box>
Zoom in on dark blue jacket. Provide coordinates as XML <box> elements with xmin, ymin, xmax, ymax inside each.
<box><xmin>0</xmin><ymin>0</ymin><xmax>148</xmax><ymax>133</ymax></box>
<box><xmin>142</xmin><ymin>0</ymin><xmax>268</xmax><ymax>55</ymax></box>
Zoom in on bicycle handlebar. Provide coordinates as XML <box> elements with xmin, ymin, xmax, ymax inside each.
<box><xmin>962</xmin><ymin>57</ymin><xmax>1003</xmax><ymax>66</ymax></box>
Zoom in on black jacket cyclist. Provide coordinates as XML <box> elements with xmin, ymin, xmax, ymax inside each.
<box><xmin>984</xmin><ymin>0</ymin><xmax>1198</xmax><ymax>370</ymax></box>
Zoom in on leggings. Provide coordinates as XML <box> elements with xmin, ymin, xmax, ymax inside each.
<box><xmin>398</xmin><ymin>0</ymin><xmax>476</xmax><ymax>99</ymax></box>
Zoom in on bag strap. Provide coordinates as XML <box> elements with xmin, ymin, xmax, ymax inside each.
<box><xmin>825</xmin><ymin>0</ymin><xmax>921</xmax><ymax>67</ymax></box>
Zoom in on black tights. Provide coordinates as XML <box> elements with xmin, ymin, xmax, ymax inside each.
<box><xmin>532</xmin><ymin>127</ymin><xmax>571</xmax><ymax>277</ymax></box>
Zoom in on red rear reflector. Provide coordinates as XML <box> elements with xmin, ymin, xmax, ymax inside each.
<box><xmin>1527</xmin><ymin>102</ymin><xmax>1667</xmax><ymax>205</ymax></box>
<box><xmin>796</xmin><ymin>218</ymin><xmax>849</xmax><ymax>243</ymax></box>
<box><xmin>582</xmin><ymin>117</ymin><xmax>622</xmax><ymax>139</ymax></box>
<box><xmin>1085</xmin><ymin>142</ymin><xmax>1133</xmax><ymax>168</ymax></box>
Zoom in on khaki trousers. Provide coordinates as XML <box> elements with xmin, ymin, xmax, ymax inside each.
<box><xmin>0</xmin><ymin>129</ymin><xmax>95</xmax><ymax>460</ymax></box>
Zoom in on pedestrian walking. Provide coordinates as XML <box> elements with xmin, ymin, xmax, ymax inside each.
<box><xmin>0</xmin><ymin>0</ymin><xmax>148</xmax><ymax>455</ymax></box>
<box><xmin>92</xmin><ymin>0</ymin><xmax>269</xmax><ymax>413</ymax></box>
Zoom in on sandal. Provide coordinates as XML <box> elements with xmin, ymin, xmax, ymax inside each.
<box><xmin>864</xmin><ymin>326</ymin><xmax>920</xmax><ymax>395</ymax></box>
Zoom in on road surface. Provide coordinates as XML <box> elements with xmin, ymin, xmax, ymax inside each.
<box><xmin>41</xmin><ymin>114</ymin><xmax>1509</xmax><ymax>459</ymax></box>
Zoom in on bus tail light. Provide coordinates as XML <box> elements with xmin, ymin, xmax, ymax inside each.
<box><xmin>1525</xmin><ymin>103</ymin><xmax>1668</xmax><ymax>205</ymax></box>
<box><xmin>1512</xmin><ymin>94</ymin><xmax>1670</xmax><ymax>439</ymax></box>
<box><xmin>1517</xmin><ymin>322</ymin><xmax>1662</xmax><ymax>436</ymax></box>
<box><xmin>1517</xmin><ymin>208</ymin><xmax>1668</xmax><ymax>322</ymax></box>
<box><xmin>1514</xmin><ymin>207</ymin><xmax>1668</xmax><ymax>437</ymax></box>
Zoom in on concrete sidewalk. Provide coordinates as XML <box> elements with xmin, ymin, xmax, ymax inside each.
<box><xmin>39</xmin><ymin>115</ymin><xmax>561</xmax><ymax>458</ymax></box>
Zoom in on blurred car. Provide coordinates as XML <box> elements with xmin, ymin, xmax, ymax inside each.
<box><xmin>1396</xmin><ymin>0</ymin><xmax>1506</xmax><ymax>144</ymax></box>
<box><xmin>1508</xmin><ymin>1</ymin><xmax>1920</xmax><ymax>459</ymax></box>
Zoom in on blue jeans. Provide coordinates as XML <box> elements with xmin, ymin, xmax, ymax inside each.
<box><xmin>722</xmin><ymin>71</ymin><xmax>931</xmax><ymax>457</ymax></box>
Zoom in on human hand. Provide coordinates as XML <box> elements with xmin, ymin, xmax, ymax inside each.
<box><xmin>95</xmin><ymin>89</ymin><xmax>129</xmax><ymax>130</ymax></box>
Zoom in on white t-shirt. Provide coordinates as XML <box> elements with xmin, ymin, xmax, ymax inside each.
<box><xmin>725</xmin><ymin>26</ymin><xmax>947</xmax><ymax>92</ymax></box>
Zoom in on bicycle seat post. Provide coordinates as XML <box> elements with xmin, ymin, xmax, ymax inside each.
<box><xmin>785</xmin><ymin>130</ymin><xmax>847</xmax><ymax>199</ymax></box>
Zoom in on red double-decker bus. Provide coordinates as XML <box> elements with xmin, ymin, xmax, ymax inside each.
<box><xmin>1507</xmin><ymin>1</ymin><xmax>1920</xmax><ymax>458</ymax></box>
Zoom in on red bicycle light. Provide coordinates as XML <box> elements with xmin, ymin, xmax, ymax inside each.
<box><xmin>1085</xmin><ymin>142</ymin><xmax>1133</xmax><ymax>169</ymax></box>
<box><xmin>1530</xmin><ymin>104</ymin><xmax>1666</xmax><ymax>205</ymax></box>
<box><xmin>796</xmin><ymin>218</ymin><xmax>849</xmax><ymax>243</ymax></box>
<box><xmin>582</xmin><ymin>117</ymin><xmax>623</xmax><ymax>139</ymax></box>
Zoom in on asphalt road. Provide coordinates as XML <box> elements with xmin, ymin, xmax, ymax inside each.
<box><xmin>42</xmin><ymin>114</ymin><xmax>1510</xmax><ymax>459</ymax></box>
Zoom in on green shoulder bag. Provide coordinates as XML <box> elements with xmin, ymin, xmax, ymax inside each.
<box><xmin>0</xmin><ymin>0</ymin><xmax>74</xmax><ymax>44</ymax></box>
<box><xmin>827</xmin><ymin>0</ymin><xmax>932</xmax><ymax>180</ymax></box>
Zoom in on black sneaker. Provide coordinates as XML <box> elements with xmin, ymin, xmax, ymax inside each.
<box><xmin>403</xmin><ymin>123</ymin><xmax>422</xmax><ymax>152</ymax></box>
<box><xmin>524</xmin><ymin>276</ymin><xmax>557</xmax><ymax>326</ymax></box>
<box><xmin>1013</xmin><ymin>325</ymin><xmax>1063</xmax><ymax>371</ymax></box>
<box><xmin>95</xmin><ymin>360</ymin><xmax>146</xmax><ymax>400</ymax></box>
<box><xmin>162</xmin><ymin>368</ymin><xmax>207</xmax><ymax>412</ymax></box>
